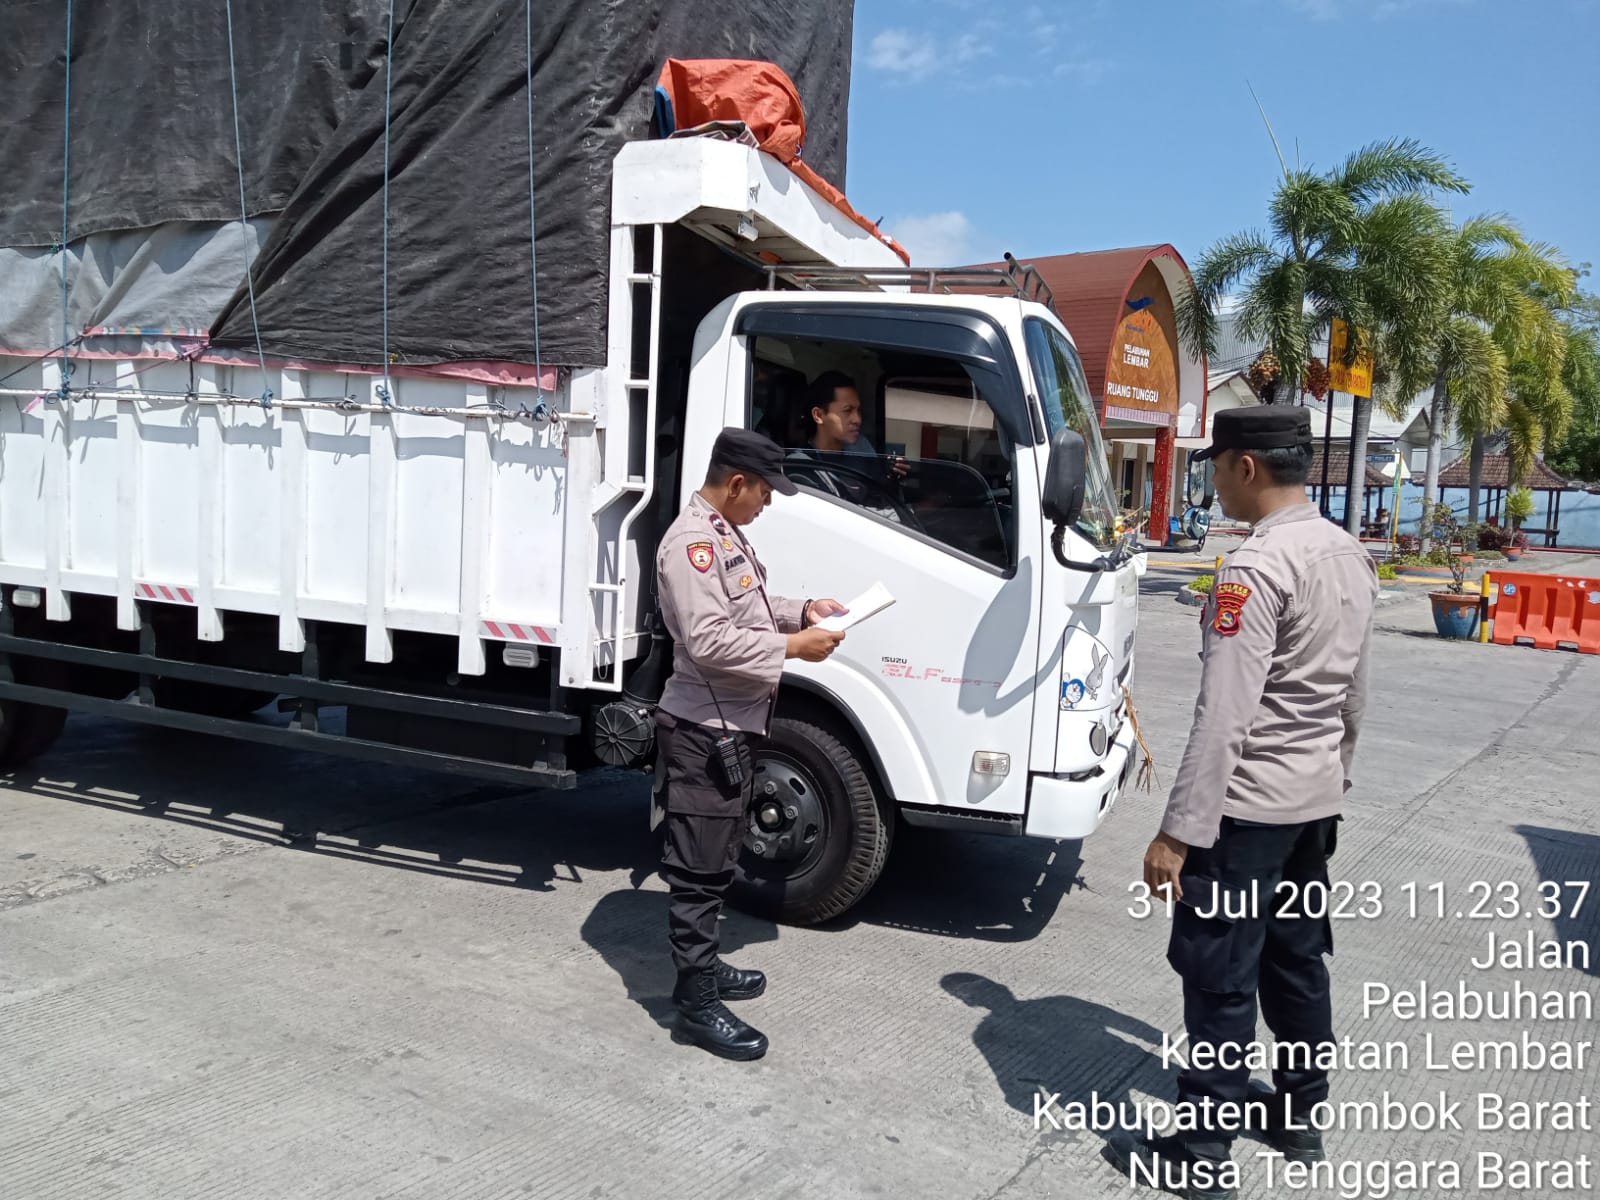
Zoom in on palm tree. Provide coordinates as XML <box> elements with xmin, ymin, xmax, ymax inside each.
<box><xmin>1478</xmin><ymin>307</ymin><xmax>1573</xmax><ymax>513</ymax></box>
<box><xmin>1373</xmin><ymin>219</ymin><xmax>1575</xmax><ymax>538</ymax></box>
<box><xmin>1177</xmin><ymin>139</ymin><xmax>1466</xmax><ymax>534</ymax></box>
<box><xmin>1545</xmin><ymin>293</ymin><xmax>1600</xmax><ymax>482</ymax></box>
<box><xmin>1179</xmin><ymin>139</ymin><xmax>1465</xmax><ymax>402</ymax></box>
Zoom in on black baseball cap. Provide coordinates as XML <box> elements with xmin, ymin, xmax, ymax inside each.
<box><xmin>1193</xmin><ymin>405</ymin><xmax>1314</xmax><ymax>461</ymax></box>
<box><xmin>710</xmin><ymin>427</ymin><xmax>798</xmax><ymax>495</ymax></box>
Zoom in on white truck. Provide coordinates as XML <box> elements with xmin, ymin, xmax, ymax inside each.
<box><xmin>0</xmin><ymin>138</ymin><xmax>1141</xmax><ymax>922</ymax></box>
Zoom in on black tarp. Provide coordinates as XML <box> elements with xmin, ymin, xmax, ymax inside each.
<box><xmin>1</xmin><ymin>1</ymin><xmax>854</xmax><ymax>370</ymax></box>
<box><xmin>0</xmin><ymin>0</ymin><xmax>389</xmax><ymax>245</ymax></box>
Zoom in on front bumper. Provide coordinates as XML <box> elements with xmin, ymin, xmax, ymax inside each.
<box><xmin>1024</xmin><ymin>715</ymin><xmax>1137</xmax><ymax>840</ymax></box>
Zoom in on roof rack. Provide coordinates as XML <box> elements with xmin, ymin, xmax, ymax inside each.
<box><xmin>763</xmin><ymin>251</ymin><xmax>1057</xmax><ymax>316</ymax></box>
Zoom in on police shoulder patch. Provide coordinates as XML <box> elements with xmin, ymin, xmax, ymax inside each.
<box><xmin>739</xmin><ymin>574</ymin><xmax>753</xmax><ymax>589</ymax></box>
<box><xmin>687</xmin><ymin>542</ymin><xmax>715</xmax><ymax>573</ymax></box>
<box><xmin>1211</xmin><ymin>581</ymin><xmax>1253</xmax><ymax>636</ymax></box>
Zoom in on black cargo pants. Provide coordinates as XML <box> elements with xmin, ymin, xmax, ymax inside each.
<box><xmin>654</xmin><ymin>711</ymin><xmax>756</xmax><ymax>972</ymax></box>
<box><xmin>1166</xmin><ymin>815</ymin><xmax>1340</xmax><ymax>1164</ymax></box>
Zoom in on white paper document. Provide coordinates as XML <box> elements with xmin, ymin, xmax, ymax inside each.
<box><xmin>814</xmin><ymin>582</ymin><xmax>896</xmax><ymax>632</ymax></box>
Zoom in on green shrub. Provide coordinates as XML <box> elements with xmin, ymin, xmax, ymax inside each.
<box><xmin>1397</xmin><ymin>547</ymin><xmax>1453</xmax><ymax>567</ymax></box>
<box><xmin>1377</xmin><ymin>563</ymin><xmax>1398</xmax><ymax>580</ymax></box>
<box><xmin>1188</xmin><ymin>574</ymin><xmax>1215</xmax><ymax>594</ymax></box>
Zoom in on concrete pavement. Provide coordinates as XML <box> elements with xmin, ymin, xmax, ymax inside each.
<box><xmin>1</xmin><ymin>588</ymin><xmax>1595</xmax><ymax>1199</ymax></box>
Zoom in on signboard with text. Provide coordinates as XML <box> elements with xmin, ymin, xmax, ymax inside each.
<box><xmin>1329</xmin><ymin>318</ymin><xmax>1373</xmax><ymax>398</ymax></box>
<box><xmin>1103</xmin><ymin>310</ymin><xmax>1179</xmax><ymax>418</ymax></box>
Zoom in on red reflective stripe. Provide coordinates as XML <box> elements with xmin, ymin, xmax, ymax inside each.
<box><xmin>485</xmin><ymin>621</ymin><xmax>504</xmax><ymax>638</ymax></box>
<box><xmin>511</xmin><ymin>625</ymin><xmax>530</xmax><ymax>641</ymax></box>
<box><xmin>534</xmin><ymin>627</ymin><xmax>554</xmax><ymax>644</ymax></box>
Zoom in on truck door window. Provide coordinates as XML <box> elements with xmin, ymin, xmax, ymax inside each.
<box><xmin>749</xmin><ymin>336</ymin><xmax>1016</xmax><ymax>570</ymax></box>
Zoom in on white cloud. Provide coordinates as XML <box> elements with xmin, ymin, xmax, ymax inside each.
<box><xmin>1054</xmin><ymin>57</ymin><xmax>1110</xmax><ymax>84</ymax></box>
<box><xmin>888</xmin><ymin>211</ymin><xmax>982</xmax><ymax>267</ymax></box>
<box><xmin>953</xmin><ymin>32</ymin><xmax>994</xmax><ymax>63</ymax></box>
<box><xmin>865</xmin><ymin>26</ymin><xmax>994</xmax><ymax>81</ymax></box>
<box><xmin>865</xmin><ymin>20</ymin><xmax>1100</xmax><ymax>89</ymax></box>
<box><xmin>867</xmin><ymin>29</ymin><xmax>941</xmax><ymax>79</ymax></box>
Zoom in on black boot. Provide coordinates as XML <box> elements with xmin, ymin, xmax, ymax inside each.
<box><xmin>671</xmin><ymin>969</ymin><xmax>768</xmax><ymax>1061</ymax></box>
<box><xmin>1267</xmin><ymin>1123</ymin><xmax>1325</xmax><ymax>1164</ymax></box>
<box><xmin>1251</xmin><ymin>1085</ymin><xmax>1326</xmax><ymax>1163</ymax></box>
<box><xmin>712</xmin><ymin>959</ymin><xmax>766</xmax><ymax>1001</ymax></box>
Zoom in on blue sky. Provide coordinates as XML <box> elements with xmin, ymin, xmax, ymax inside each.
<box><xmin>846</xmin><ymin>0</ymin><xmax>1600</xmax><ymax>280</ymax></box>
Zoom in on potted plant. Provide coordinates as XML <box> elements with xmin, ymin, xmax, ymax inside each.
<box><xmin>1504</xmin><ymin>487</ymin><xmax>1535</xmax><ymax>560</ymax></box>
<box><xmin>1425</xmin><ymin>505</ymin><xmax>1480</xmax><ymax>639</ymax></box>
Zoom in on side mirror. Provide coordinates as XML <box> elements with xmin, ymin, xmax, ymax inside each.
<box><xmin>1042</xmin><ymin>428</ymin><xmax>1087</xmax><ymax>526</ymax></box>
<box><xmin>1185</xmin><ymin>451</ymin><xmax>1215</xmax><ymax>509</ymax></box>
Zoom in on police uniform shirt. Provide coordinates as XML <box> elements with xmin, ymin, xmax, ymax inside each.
<box><xmin>1161</xmin><ymin>502</ymin><xmax>1379</xmax><ymax>848</ymax></box>
<box><xmin>656</xmin><ymin>491</ymin><xmax>806</xmax><ymax>733</ymax></box>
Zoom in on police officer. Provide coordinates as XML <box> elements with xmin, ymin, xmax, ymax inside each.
<box><xmin>1110</xmin><ymin>407</ymin><xmax>1378</xmax><ymax>1200</ymax></box>
<box><xmin>654</xmin><ymin>427</ymin><xmax>848</xmax><ymax>1061</ymax></box>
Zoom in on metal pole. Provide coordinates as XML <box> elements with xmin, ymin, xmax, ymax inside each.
<box><xmin>1319</xmin><ymin>390</ymin><xmax>1336</xmax><ymax>515</ymax></box>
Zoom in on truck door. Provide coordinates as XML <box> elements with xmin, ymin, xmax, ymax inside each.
<box><xmin>694</xmin><ymin>302</ymin><xmax>1046</xmax><ymax>817</ymax></box>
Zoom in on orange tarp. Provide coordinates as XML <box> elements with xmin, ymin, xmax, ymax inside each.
<box><xmin>656</xmin><ymin>58</ymin><xmax>909</xmax><ymax>264</ymax></box>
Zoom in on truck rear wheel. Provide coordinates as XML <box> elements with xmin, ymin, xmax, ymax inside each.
<box><xmin>0</xmin><ymin>658</ymin><xmax>69</xmax><ymax>769</ymax></box>
<box><xmin>731</xmin><ymin>715</ymin><xmax>892</xmax><ymax>925</ymax></box>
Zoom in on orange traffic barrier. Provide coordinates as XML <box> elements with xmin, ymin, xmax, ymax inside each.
<box><xmin>1487</xmin><ymin>571</ymin><xmax>1600</xmax><ymax>653</ymax></box>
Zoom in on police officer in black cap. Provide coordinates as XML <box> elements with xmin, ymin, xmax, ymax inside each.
<box><xmin>652</xmin><ymin>427</ymin><xmax>848</xmax><ymax>1060</ymax></box>
<box><xmin>1109</xmin><ymin>406</ymin><xmax>1378</xmax><ymax>1199</ymax></box>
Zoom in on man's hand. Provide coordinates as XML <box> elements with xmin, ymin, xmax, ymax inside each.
<box><xmin>1143</xmin><ymin>831</ymin><xmax>1189</xmax><ymax>903</ymax></box>
<box><xmin>787</xmin><ymin>628</ymin><xmax>845</xmax><ymax>662</ymax></box>
<box><xmin>887</xmin><ymin>455</ymin><xmax>910</xmax><ymax>480</ymax></box>
<box><xmin>806</xmin><ymin>598</ymin><xmax>849</xmax><ymax>627</ymax></box>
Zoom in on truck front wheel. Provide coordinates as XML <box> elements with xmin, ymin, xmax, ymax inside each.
<box><xmin>731</xmin><ymin>716</ymin><xmax>892</xmax><ymax>925</ymax></box>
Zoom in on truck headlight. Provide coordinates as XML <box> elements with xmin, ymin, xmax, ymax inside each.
<box><xmin>1089</xmin><ymin>722</ymin><xmax>1109</xmax><ymax>758</ymax></box>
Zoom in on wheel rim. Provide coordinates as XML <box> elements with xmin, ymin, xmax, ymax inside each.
<box><xmin>744</xmin><ymin>750</ymin><xmax>830</xmax><ymax>879</ymax></box>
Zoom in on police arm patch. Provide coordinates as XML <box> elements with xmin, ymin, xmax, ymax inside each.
<box><xmin>1211</xmin><ymin>581</ymin><xmax>1253</xmax><ymax>636</ymax></box>
<box><xmin>686</xmin><ymin>542</ymin><xmax>715</xmax><ymax>573</ymax></box>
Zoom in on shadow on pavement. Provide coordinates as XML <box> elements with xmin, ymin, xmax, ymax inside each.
<box><xmin>7</xmin><ymin>715</ymin><xmax>659</xmax><ymax>893</ymax></box>
<box><xmin>942</xmin><ymin>971</ymin><xmax>1167</xmax><ymax>1149</ymax></box>
<box><xmin>11</xmin><ymin>715</ymin><xmax>1096</xmax><ymax>945</ymax></box>
<box><xmin>1515</xmin><ymin>824</ymin><xmax>1600</xmax><ymax>977</ymax></box>
<box><xmin>826</xmin><ymin>823</ymin><xmax>1087</xmax><ymax>942</ymax></box>
<box><xmin>579</xmin><ymin>886</ymin><xmax>780</xmax><ymax>1026</ymax></box>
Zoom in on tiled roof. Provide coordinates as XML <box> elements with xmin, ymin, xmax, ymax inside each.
<box><xmin>1309</xmin><ymin>444</ymin><xmax>1388</xmax><ymax>487</ymax></box>
<box><xmin>1437</xmin><ymin>454</ymin><xmax>1571</xmax><ymax>489</ymax></box>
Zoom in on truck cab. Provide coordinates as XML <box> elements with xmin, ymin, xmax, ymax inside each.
<box><xmin>661</xmin><ymin>287</ymin><xmax>1140</xmax><ymax>920</ymax></box>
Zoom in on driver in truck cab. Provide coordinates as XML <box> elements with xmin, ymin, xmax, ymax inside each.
<box><xmin>653</xmin><ymin>427</ymin><xmax>848</xmax><ymax>1062</ymax></box>
<box><xmin>786</xmin><ymin>370</ymin><xmax>908</xmax><ymax>516</ymax></box>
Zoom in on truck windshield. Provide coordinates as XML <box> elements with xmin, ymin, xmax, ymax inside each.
<box><xmin>1024</xmin><ymin>318</ymin><xmax>1121</xmax><ymax>551</ymax></box>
